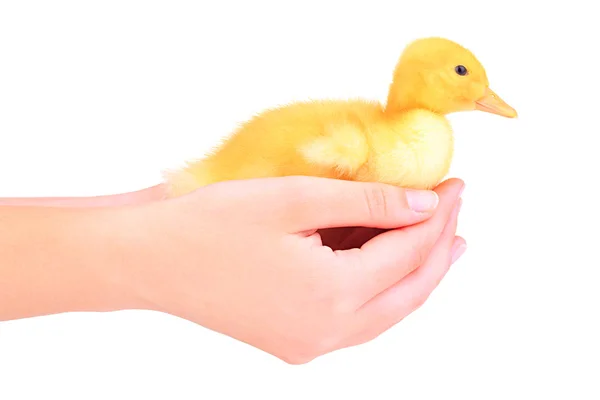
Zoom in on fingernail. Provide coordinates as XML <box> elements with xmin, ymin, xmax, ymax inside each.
<box><xmin>405</xmin><ymin>190</ymin><xmax>439</xmax><ymax>212</ymax></box>
<box><xmin>451</xmin><ymin>243</ymin><xmax>467</xmax><ymax>264</ymax></box>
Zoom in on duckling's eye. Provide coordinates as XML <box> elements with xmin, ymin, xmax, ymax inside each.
<box><xmin>455</xmin><ymin>65</ymin><xmax>468</xmax><ymax>76</ymax></box>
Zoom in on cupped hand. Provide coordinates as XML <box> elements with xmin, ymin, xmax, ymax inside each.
<box><xmin>114</xmin><ymin>176</ymin><xmax>465</xmax><ymax>364</ymax></box>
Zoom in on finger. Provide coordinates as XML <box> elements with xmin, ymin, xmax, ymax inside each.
<box><xmin>351</xmin><ymin>201</ymin><xmax>463</xmax><ymax>344</ymax></box>
<box><xmin>339</xmin><ymin>234</ymin><xmax>466</xmax><ymax>351</ymax></box>
<box><xmin>271</xmin><ymin>176</ymin><xmax>440</xmax><ymax>232</ymax></box>
<box><xmin>449</xmin><ymin>235</ymin><xmax>467</xmax><ymax>265</ymax></box>
<box><xmin>335</xmin><ymin>178</ymin><xmax>463</xmax><ymax>301</ymax></box>
<box><xmin>193</xmin><ymin>176</ymin><xmax>439</xmax><ymax>233</ymax></box>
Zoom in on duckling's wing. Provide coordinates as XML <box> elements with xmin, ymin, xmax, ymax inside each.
<box><xmin>299</xmin><ymin>120</ymin><xmax>369</xmax><ymax>175</ymax></box>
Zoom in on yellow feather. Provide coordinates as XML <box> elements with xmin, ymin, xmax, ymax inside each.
<box><xmin>164</xmin><ymin>37</ymin><xmax>516</xmax><ymax>197</ymax></box>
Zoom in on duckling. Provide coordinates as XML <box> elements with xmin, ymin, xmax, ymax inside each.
<box><xmin>164</xmin><ymin>37</ymin><xmax>517</xmax><ymax>197</ymax></box>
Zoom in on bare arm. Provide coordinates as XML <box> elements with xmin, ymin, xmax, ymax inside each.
<box><xmin>0</xmin><ymin>205</ymin><xmax>140</xmax><ymax>321</ymax></box>
<box><xmin>0</xmin><ymin>184</ymin><xmax>166</xmax><ymax>208</ymax></box>
<box><xmin>0</xmin><ymin>176</ymin><xmax>464</xmax><ymax>364</ymax></box>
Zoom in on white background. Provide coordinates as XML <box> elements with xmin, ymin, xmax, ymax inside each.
<box><xmin>1</xmin><ymin>1</ymin><xmax>599</xmax><ymax>399</ymax></box>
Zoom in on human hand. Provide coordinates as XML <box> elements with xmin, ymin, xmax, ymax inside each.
<box><xmin>110</xmin><ymin>176</ymin><xmax>465</xmax><ymax>364</ymax></box>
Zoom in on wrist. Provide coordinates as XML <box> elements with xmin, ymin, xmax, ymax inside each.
<box><xmin>73</xmin><ymin>205</ymin><xmax>160</xmax><ymax>314</ymax></box>
<box><xmin>100</xmin><ymin>198</ymin><xmax>215</xmax><ymax>322</ymax></box>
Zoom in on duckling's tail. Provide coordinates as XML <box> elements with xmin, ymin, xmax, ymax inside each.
<box><xmin>162</xmin><ymin>160</ymin><xmax>213</xmax><ymax>198</ymax></box>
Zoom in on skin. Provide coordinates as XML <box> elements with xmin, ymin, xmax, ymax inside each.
<box><xmin>0</xmin><ymin>184</ymin><xmax>166</xmax><ymax>207</ymax></box>
<box><xmin>0</xmin><ymin>176</ymin><xmax>465</xmax><ymax>364</ymax></box>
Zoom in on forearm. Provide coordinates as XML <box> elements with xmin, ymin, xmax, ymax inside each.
<box><xmin>0</xmin><ymin>184</ymin><xmax>166</xmax><ymax>208</ymax></box>
<box><xmin>0</xmin><ymin>206</ymin><xmax>141</xmax><ymax>321</ymax></box>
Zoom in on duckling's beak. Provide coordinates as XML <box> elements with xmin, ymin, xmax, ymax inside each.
<box><xmin>475</xmin><ymin>88</ymin><xmax>517</xmax><ymax>118</ymax></box>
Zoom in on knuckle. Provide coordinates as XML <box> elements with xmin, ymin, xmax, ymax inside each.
<box><xmin>407</xmin><ymin>241</ymin><xmax>429</xmax><ymax>269</ymax></box>
<box><xmin>363</xmin><ymin>185</ymin><xmax>393</xmax><ymax>221</ymax></box>
<box><xmin>407</xmin><ymin>292</ymin><xmax>429</xmax><ymax>311</ymax></box>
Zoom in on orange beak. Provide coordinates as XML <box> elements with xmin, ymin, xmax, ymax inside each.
<box><xmin>475</xmin><ymin>87</ymin><xmax>517</xmax><ymax>118</ymax></box>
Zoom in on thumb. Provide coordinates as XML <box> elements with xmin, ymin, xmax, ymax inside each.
<box><xmin>272</xmin><ymin>176</ymin><xmax>439</xmax><ymax>232</ymax></box>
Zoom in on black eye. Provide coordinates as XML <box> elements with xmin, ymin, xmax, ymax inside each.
<box><xmin>455</xmin><ymin>65</ymin><xmax>468</xmax><ymax>76</ymax></box>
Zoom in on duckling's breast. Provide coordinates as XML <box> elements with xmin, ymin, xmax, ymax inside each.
<box><xmin>361</xmin><ymin>109</ymin><xmax>454</xmax><ymax>190</ymax></box>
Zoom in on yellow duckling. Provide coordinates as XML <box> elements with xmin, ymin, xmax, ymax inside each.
<box><xmin>164</xmin><ymin>37</ymin><xmax>517</xmax><ymax>197</ymax></box>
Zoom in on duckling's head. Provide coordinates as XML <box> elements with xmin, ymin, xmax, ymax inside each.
<box><xmin>386</xmin><ymin>37</ymin><xmax>517</xmax><ymax>118</ymax></box>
